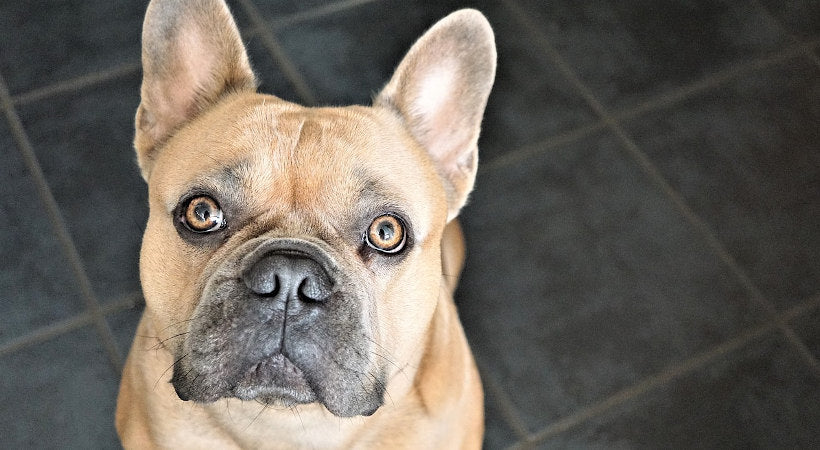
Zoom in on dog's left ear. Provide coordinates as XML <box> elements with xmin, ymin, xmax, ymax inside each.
<box><xmin>376</xmin><ymin>9</ymin><xmax>496</xmax><ymax>221</ymax></box>
<box><xmin>135</xmin><ymin>0</ymin><xmax>256</xmax><ymax>180</ymax></box>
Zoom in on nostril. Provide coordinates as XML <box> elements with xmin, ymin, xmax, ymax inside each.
<box><xmin>298</xmin><ymin>277</ymin><xmax>330</xmax><ymax>302</ymax></box>
<box><xmin>244</xmin><ymin>265</ymin><xmax>279</xmax><ymax>296</ymax></box>
<box><xmin>242</xmin><ymin>252</ymin><xmax>333</xmax><ymax>302</ymax></box>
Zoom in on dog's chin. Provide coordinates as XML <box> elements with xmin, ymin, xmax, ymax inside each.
<box><xmin>171</xmin><ymin>353</ymin><xmax>384</xmax><ymax>417</ymax></box>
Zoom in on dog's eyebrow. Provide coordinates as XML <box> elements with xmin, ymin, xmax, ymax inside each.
<box><xmin>220</xmin><ymin>160</ymin><xmax>251</xmax><ymax>185</ymax></box>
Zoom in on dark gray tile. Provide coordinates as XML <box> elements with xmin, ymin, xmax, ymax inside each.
<box><xmin>107</xmin><ymin>302</ymin><xmax>145</xmax><ymax>359</ymax></box>
<box><xmin>758</xmin><ymin>0</ymin><xmax>820</xmax><ymax>39</ymax></box>
<box><xmin>273</xmin><ymin>0</ymin><xmax>596</xmax><ymax>161</ymax></box>
<box><xmin>0</xmin><ymin>326</ymin><xmax>121</xmax><ymax>448</ymax></box>
<box><xmin>16</xmin><ymin>73</ymin><xmax>147</xmax><ymax>303</ymax></box>
<box><xmin>0</xmin><ymin>120</ymin><xmax>86</xmax><ymax>342</ymax></box>
<box><xmin>624</xmin><ymin>59</ymin><xmax>820</xmax><ymax>308</ymax></box>
<box><xmin>456</xmin><ymin>130</ymin><xmax>766</xmax><ymax>430</ymax></box>
<box><xmin>0</xmin><ymin>0</ymin><xmax>146</xmax><ymax>96</ymax></box>
<box><xmin>248</xmin><ymin>0</ymin><xmax>347</xmax><ymax>22</ymax></box>
<box><xmin>476</xmin><ymin>2</ymin><xmax>599</xmax><ymax>159</ymax></box>
<box><xmin>225</xmin><ymin>0</ymin><xmax>256</xmax><ymax>31</ymax></box>
<box><xmin>790</xmin><ymin>305</ymin><xmax>820</xmax><ymax>362</ymax></box>
<box><xmin>273</xmin><ymin>0</ymin><xmax>455</xmax><ymax>107</ymax></box>
<box><xmin>243</xmin><ymin>33</ymin><xmax>304</xmax><ymax>103</ymax></box>
<box><xmin>513</xmin><ymin>0</ymin><xmax>789</xmax><ymax>112</ymax></box>
<box><xmin>483</xmin><ymin>385</ymin><xmax>521</xmax><ymax>449</ymax></box>
<box><xmin>536</xmin><ymin>334</ymin><xmax>820</xmax><ymax>448</ymax></box>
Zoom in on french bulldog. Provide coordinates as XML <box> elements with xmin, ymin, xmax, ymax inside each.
<box><xmin>115</xmin><ymin>0</ymin><xmax>496</xmax><ymax>448</ymax></box>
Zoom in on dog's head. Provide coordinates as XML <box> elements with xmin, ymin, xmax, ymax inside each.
<box><xmin>135</xmin><ymin>0</ymin><xmax>495</xmax><ymax>417</ymax></box>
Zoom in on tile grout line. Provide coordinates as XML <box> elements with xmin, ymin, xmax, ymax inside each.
<box><xmin>11</xmin><ymin>61</ymin><xmax>141</xmax><ymax>107</ymax></box>
<box><xmin>504</xmin><ymin>0</ymin><xmax>820</xmax><ymax>378</ymax></box>
<box><xmin>612</xmin><ymin>43</ymin><xmax>810</xmax><ymax>122</ymax></box>
<box><xmin>237</xmin><ymin>0</ymin><xmax>317</xmax><ymax>106</ymax></box>
<box><xmin>519</xmin><ymin>294</ymin><xmax>820</xmax><ymax>447</ymax></box>
<box><xmin>479</xmin><ymin>121</ymin><xmax>608</xmax><ymax>175</ymax></box>
<box><xmin>2</xmin><ymin>36</ymin><xmax>811</xmax><ymax>186</ymax></box>
<box><xmin>0</xmin><ymin>290</ymin><xmax>143</xmax><ymax>359</ymax></box>
<box><xmin>481</xmin><ymin>40</ymin><xmax>815</xmax><ymax>177</ymax></box>
<box><xmin>751</xmin><ymin>0</ymin><xmax>820</xmax><ymax>70</ymax></box>
<box><xmin>475</xmin><ymin>357</ymin><xmax>532</xmax><ymax>439</ymax></box>
<box><xmin>267</xmin><ymin>0</ymin><xmax>380</xmax><ymax>29</ymax></box>
<box><xmin>0</xmin><ymin>73</ymin><xmax>124</xmax><ymax>372</ymax></box>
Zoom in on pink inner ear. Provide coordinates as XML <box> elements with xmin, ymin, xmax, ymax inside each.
<box><xmin>152</xmin><ymin>24</ymin><xmax>218</xmax><ymax>136</ymax></box>
<box><xmin>411</xmin><ymin>63</ymin><xmax>475</xmax><ymax>174</ymax></box>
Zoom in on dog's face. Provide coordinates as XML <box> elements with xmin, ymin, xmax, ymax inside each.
<box><xmin>135</xmin><ymin>0</ymin><xmax>494</xmax><ymax>417</ymax></box>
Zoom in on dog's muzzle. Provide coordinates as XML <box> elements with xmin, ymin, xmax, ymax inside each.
<box><xmin>171</xmin><ymin>238</ymin><xmax>385</xmax><ymax>417</ymax></box>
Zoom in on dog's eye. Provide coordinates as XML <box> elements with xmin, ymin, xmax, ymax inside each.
<box><xmin>366</xmin><ymin>214</ymin><xmax>406</xmax><ymax>254</ymax></box>
<box><xmin>181</xmin><ymin>195</ymin><xmax>225</xmax><ymax>233</ymax></box>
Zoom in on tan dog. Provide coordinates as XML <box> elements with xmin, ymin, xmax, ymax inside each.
<box><xmin>116</xmin><ymin>0</ymin><xmax>495</xmax><ymax>447</ymax></box>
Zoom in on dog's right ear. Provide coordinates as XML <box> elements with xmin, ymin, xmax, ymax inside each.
<box><xmin>135</xmin><ymin>0</ymin><xmax>256</xmax><ymax>180</ymax></box>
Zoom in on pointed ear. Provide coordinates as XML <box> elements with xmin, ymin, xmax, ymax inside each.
<box><xmin>375</xmin><ymin>9</ymin><xmax>496</xmax><ymax>221</ymax></box>
<box><xmin>135</xmin><ymin>0</ymin><xmax>256</xmax><ymax>179</ymax></box>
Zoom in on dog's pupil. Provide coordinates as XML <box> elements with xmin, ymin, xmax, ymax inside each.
<box><xmin>379</xmin><ymin>223</ymin><xmax>393</xmax><ymax>241</ymax></box>
<box><xmin>195</xmin><ymin>202</ymin><xmax>211</xmax><ymax>223</ymax></box>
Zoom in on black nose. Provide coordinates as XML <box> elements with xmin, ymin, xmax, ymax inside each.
<box><xmin>243</xmin><ymin>253</ymin><xmax>333</xmax><ymax>303</ymax></box>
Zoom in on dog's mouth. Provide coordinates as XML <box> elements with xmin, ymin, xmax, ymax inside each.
<box><xmin>171</xmin><ymin>351</ymin><xmax>318</xmax><ymax>407</ymax></box>
<box><xmin>232</xmin><ymin>353</ymin><xmax>317</xmax><ymax>405</ymax></box>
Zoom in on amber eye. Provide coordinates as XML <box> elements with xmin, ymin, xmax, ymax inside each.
<box><xmin>366</xmin><ymin>214</ymin><xmax>406</xmax><ymax>254</ymax></box>
<box><xmin>182</xmin><ymin>196</ymin><xmax>225</xmax><ymax>233</ymax></box>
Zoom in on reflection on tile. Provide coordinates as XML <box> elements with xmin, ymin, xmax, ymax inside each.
<box><xmin>457</xmin><ymin>130</ymin><xmax>765</xmax><ymax>430</ymax></box>
<box><xmin>0</xmin><ymin>327</ymin><xmax>120</xmax><ymax>447</ymax></box>
<box><xmin>624</xmin><ymin>59</ymin><xmax>820</xmax><ymax>308</ymax></box>
<box><xmin>0</xmin><ymin>121</ymin><xmax>85</xmax><ymax>342</ymax></box>
<box><xmin>537</xmin><ymin>334</ymin><xmax>820</xmax><ymax>448</ymax></box>
<box><xmin>16</xmin><ymin>73</ymin><xmax>146</xmax><ymax>303</ymax></box>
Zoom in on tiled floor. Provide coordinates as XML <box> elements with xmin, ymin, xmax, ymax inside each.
<box><xmin>1</xmin><ymin>0</ymin><xmax>818</xmax><ymax>448</ymax></box>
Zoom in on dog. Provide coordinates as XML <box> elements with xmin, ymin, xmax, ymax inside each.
<box><xmin>115</xmin><ymin>0</ymin><xmax>496</xmax><ymax>447</ymax></box>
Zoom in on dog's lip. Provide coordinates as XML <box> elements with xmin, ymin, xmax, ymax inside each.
<box><xmin>232</xmin><ymin>353</ymin><xmax>316</xmax><ymax>403</ymax></box>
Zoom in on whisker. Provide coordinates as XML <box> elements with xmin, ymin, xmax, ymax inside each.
<box><xmin>154</xmin><ymin>353</ymin><xmax>188</xmax><ymax>391</ymax></box>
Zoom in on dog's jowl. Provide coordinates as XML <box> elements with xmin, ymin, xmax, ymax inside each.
<box><xmin>115</xmin><ymin>0</ymin><xmax>495</xmax><ymax>447</ymax></box>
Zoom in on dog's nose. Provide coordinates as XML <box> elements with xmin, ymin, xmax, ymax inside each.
<box><xmin>243</xmin><ymin>253</ymin><xmax>333</xmax><ymax>303</ymax></box>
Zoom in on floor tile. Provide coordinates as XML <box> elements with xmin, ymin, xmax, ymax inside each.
<box><xmin>512</xmin><ymin>0</ymin><xmax>789</xmax><ymax>112</ymax></box>
<box><xmin>0</xmin><ymin>326</ymin><xmax>120</xmax><ymax>448</ymax></box>
<box><xmin>536</xmin><ymin>333</ymin><xmax>820</xmax><ymax>448</ymax></box>
<box><xmin>107</xmin><ymin>302</ymin><xmax>146</xmax><ymax>361</ymax></box>
<box><xmin>472</xmin><ymin>1</ymin><xmax>599</xmax><ymax>160</ymax></box>
<box><xmin>243</xmin><ymin>33</ymin><xmax>305</xmax><ymax>104</ymax></box>
<box><xmin>481</xmin><ymin>379</ymin><xmax>522</xmax><ymax>449</ymax></box>
<box><xmin>0</xmin><ymin>0</ymin><xmax>145</xmax><ymax>96</ymax></box>
<box><xmin>623</xmin><ymin>59</ymin><xmax>820</xmax><ymax>308</ymax></box>
<box><xmin>225</xmin><ymin>0</ymin><xmax>255</xmax><ymax>31</ymax></box>
<box><xmin>272</xmin><ymin>0</ymin><xmax>596</xmax><ymax>162</ymax></box>
<box><xmin>790</xmin><ymin>303</ymin><xmax>820</xmax><ymax>361</ymax></box>
<box><xmin>0</xmin><ymin>120</ymin><xmax>86</xmax><ymax>342</ymax></box>
<box><xmin>248</xmin><ymin>0</ymin><xmax>352</xmax><ymax>23</ymax></box>
<box><xmin>456</xmin><ymin>130</ymin><xmax>766</xmax><ymax>430</ymax></box>
<box><xmin>273</xmin><ymin>0</ymin><xmax>455</xmax><ymax>107</ymax></box>
<box><xmin>758</xmin><ymin>0</ymin><xmax>820</xmax><ymax>40</ymax></box>
<box><xmin>15</xmin><ymin>73</ymin><xmax>147</xmax><ymax>303</ymax></box>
